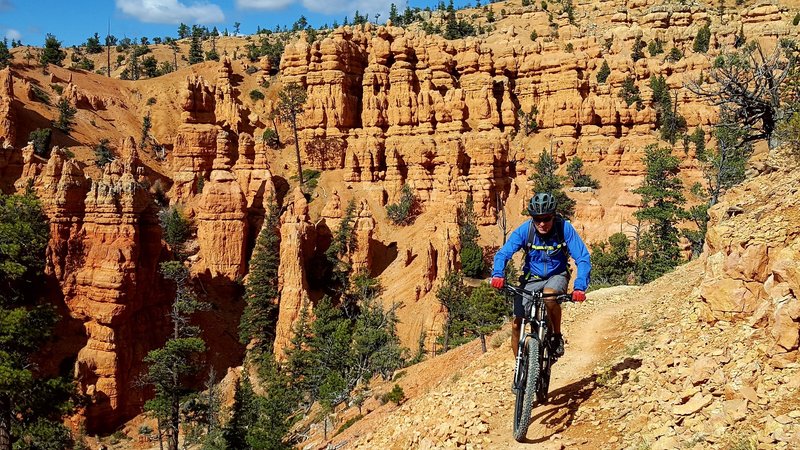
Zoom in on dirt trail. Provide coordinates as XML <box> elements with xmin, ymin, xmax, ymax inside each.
<box><xmin>329</xmin><ymin>284</ymin><xmax>649</xmax><ymax>449</ymax></box>
<box><xmin>483</xmin><ymin>285</ymin><xmax>645</xmax><ymax>449</ymax></box>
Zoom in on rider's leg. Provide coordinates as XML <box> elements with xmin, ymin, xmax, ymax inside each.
<box><xmin>543</xmin><ymin>287</ymin><xmax>562</xmax><ymax>334</ymax></box>
<box><xmin>512</xmin><ymin>316</ymin><xmax>523</xmax><ymax>356</ymax></box>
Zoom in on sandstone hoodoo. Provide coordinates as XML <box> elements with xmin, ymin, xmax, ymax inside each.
<box><xmin>0</xmin><ymin>0</ymin><xmax>798</xmax><ymax>447</ymax></box>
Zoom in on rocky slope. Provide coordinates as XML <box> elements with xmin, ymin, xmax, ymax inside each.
<box><xmin>0</xmin><ymin>0</ymin><xmax>797</xmax><ymax>434</ymax></box>
<box><xmin>318</xmin><ymin>154</ymin><xmax>799</xmax><ymax>449</ymax></box>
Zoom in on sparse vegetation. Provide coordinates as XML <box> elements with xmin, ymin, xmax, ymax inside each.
<box><xmin>51</xmin><ymin>98</ymin><xmax>77</xmax><ymax>133</ymax></box>
<box><xmin>596</xmin><ymin>60</ymin><xmax>611</xmax><ymax>84</ymax></box>
<box><xmin>28</xmin><ymin>128</ymin><xmax>52</xmax><ymax>158</ymax></box>
<box><xmin>249</xmin><ymin>89</ymin><xmax>265</xmax><ymax>101</ymax></box>
<box><xmin>386</xmin><ymin>184</ymin><xmax>418</xmax><ymax>225</ymax></box>
<box><xmin>619</xmin><ymin>76</ymin><xmax>643</xmax><ymax>110</ymax></box>
<box><xmin>566</xmin><ymin>157</ymin><xmax>599</xmax><ymax>188</ymax></box>
<box><xmin>381</xmin><ymin>384</ymin><xmax>406</xmax><ymax>405</ymax></box>
<box><xmin>459</xmin><ymin>195</ymin><xmax>484</xmax><ymax>278</ymax></box>
<box><xmin>518</xmin><ymin>105</ymin><xmax>539</xmax><ymax>134</ymax></box>
<box><xmin>94</xmin><ymin>138</ymin><xmax>113</xmax><ymax>167</ymax></box>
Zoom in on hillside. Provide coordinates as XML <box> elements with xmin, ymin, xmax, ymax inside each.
<box><xmin>319</xmin><ymin>152</ymin><xmax>800</xmax><ymax>449</ymax></box>
<box><xmin>0</xmin><ymin>0</ymin><xmax>798</xmax><ymax>443</ymax></box>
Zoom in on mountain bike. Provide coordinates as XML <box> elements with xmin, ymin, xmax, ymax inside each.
<box><xmin>502</xmin><ymin>284</ymin><xmax>573</xmax><ymax>442</ymax></box>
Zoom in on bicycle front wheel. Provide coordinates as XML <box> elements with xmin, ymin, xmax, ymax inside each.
<box><xmin>512</xmin><ymin>337</ymin><xmax>542</xmax><ymax>442</ymax></box>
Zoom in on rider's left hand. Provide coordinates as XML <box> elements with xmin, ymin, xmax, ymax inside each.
<box><xmin>572</xmin><ymin>290</ymin><xmax>586</xmax><ymax>302</ymax></box>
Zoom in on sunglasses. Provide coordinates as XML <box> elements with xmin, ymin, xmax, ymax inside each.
<box><xmin>532</xmin><ymin>215</ymin><xmax>554</xmax><ymax>223</ymax></box>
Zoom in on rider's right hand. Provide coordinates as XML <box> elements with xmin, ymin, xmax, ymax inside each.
<box><xmin>491</xmin><ymin>277</ymin><xmax>505</xmax><ymax>289</ymax></box>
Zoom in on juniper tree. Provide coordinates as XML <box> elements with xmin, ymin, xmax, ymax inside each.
<box><xmin>687</xmin><ymin>40</ymin><xmax>798</xmax><ymax>149</ymax></box>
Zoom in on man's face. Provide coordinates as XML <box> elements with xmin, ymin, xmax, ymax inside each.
<box><xmin>532</xmin><ymin>214</ymin><xmax>555</xmax><ymax>235</ymax></box>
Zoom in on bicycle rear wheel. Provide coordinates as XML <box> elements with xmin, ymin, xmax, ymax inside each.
<box><xmin>512</xmin><ymin>338</ymin><xmax>542</xmax><ymax>442</ymax></box>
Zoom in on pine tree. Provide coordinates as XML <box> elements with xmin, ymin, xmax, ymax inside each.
<box><xmin>596</xmin><ymin>60</ymin><xmax>610</xmax><ymax>84</ymax></box>
<box><xmin>463</xmin><ymin>283</ymin><xmax>509</xmax><ymax>352</ymax></box>
<box><xmin>188</xmin><ymin>26</ymin><xmax>204</xmax><ymax>64</ymax></box>
<box><xmin>143</xmin><ymin>262</ymin><xmax>207</xmax><ymax>450</ymax></box>
<box><xmin>239</xmin><ymin>200</ymin><xmax>281</xmax><ymax>355</ymax></box>
<box><xmin>0</xmin><ymin>192</ymin><xmax>74</xmax><ymax>450</ymax></box>
<box><xmin>459</xmin><ymin>195</ymin><xmax>484</xmax><ymax>277</ymax></box>
<box><xmin>52</xmin><ymin>98</ymin><xmax>77</xmax><ymax>133</ymax></box>
<box><xmin>590</xmin><ymin>232</ymin><xmax>634</xmax><ymax>285</ymax></box>
<box><xmin>0</xmin><ymin>40</ymin><xmax>11</xmax><ymax>69</ymax></box>
<box><xmin>325</xmin><ymin>200</ymin><xmax>357</xmax><ymax>297</ymax></box>
<box><xmin>277</xmin><ymin>82</ymin><xmax>308</xmax><ymax>185</ymax></box>
<box><xmin>566</xmin><ymin>157</ymin><xmax>599</xmax><ymax>188</ymax></box>
<box><xmin>85</xmin><ymin>33</ymin><xmax>103</xmax><ymax>54</ymax></box>
<box><xmin>530</xmin><ymin>149</ymin><xmax>576</xmax><ymax>218</ymax></box>
<box><xmin>633</xmin><ymin>145</ymin><xmax>686</xmax><ymax>282</ymax></box>
<box><xmin>39</xmin><ymin>34</ymin><xmax>65</xmax><ymax>68</ymax></box>
<box><xmin>436</xmin><ymin>271</ymin><xmax>469</xmax><ymax>353</ymax></box>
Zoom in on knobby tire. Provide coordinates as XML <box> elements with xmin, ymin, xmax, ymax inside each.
<box><xmin>512</xmin><ymin>338</ymin><xmax>542</xmax><ymax>442</ymax></box>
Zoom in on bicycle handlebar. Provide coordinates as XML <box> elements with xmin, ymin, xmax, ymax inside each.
<box><xmin>500</xmin><ymin>284</ymin><xmax>574</xmax><ymax>303</ymax></box>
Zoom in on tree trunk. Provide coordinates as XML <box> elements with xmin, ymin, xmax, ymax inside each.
<box><xmin>271</xmin><ymin>117</ymin><xmax>281</xmax><ymax>146</ymax></box>
<box><xmin>480</xmin><ymin>334</ymin><xmax>487</xmax><ymax>353</ymax></box>
<box><xmin>0</xmin><ymin>395</ymin><xmax>11</xmax><ymax>450</ymax></box>
<box><xmin>169</xmin><ymin>371</ymin><xmax>179</xmax><ymax>450</ymax></box>
<box><xmin>291</xmin><ymin>118</ymin><xmax>303</xmax><ymax>185</ymax></box>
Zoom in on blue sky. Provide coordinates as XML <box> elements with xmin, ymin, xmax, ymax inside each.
<box><xmin>0</xmin><ymin>0</ymin><xmax>472</xmax><ymax>47</ymax></box>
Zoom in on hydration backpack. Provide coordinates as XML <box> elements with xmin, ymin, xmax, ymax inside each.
<box><xmin>523</xmin><ymin>216</ymin><xmax>569</xmax><ymax>259</ymax></box>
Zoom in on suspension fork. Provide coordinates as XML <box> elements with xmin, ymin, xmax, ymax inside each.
<box><xmin>513</xmin><ymin>317</ymin><xmax>527</xmax><ymax>386</ymax></box>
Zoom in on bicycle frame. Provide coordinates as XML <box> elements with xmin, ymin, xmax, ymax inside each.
<box><xmin>504</xmin><ymin>286</ymin><xmax>568</xmax><ymax>391</ymax></box>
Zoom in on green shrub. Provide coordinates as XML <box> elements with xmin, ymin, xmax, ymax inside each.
<box><xmin>335</xmin><ymin>414</ymin><xmax>364</xmax><ymax>435</ymax></box>
<box><xmin>530</xmin><ymin>30</ymin><xmax>538</xmax><ymax>41</ymax></box>
<box><xmin>693</xmin><ymin>23</ymin><xmax>711</xmax><ymax>53</ymax></box>
<box><xmin>28</xmin><ymin>128</ymin><xmax>52</xmax><ymax>158</ymax></box>
<box><xmin>50</xmin><ymin>83</ymin><xmax>63</xmax><ymax>95</ymax></box>
<box><xmin>619</xmin><ymin>76</ymin><xmax>643</xmax><ymax>110</ymax></box>
<box><xmin>461</xmin><ymin>243</ymin><xmax>485</xmax><ymax>278</ymax></box>
<box><xmin>794</xmin><ymin>12</ymin><xmax>800</xmax><ymax>26</ymax></box>
<box><xmin>94</xmin><ymin>138</ymin><xmax>113</xmax><ymax>167</ymax></box>
<box><xmin>262</xmin><ymin>128</ymin><xmax>279</xmax><ymax>148</ymax></box>
<box><xmin>666</xmin><ymin>47</ymin><xmax>683</xmax><ymax>62</ymax></box>
<box><xmin>146</xmin><ymin>97</ymin><xmax>156</xmax><ymax>105</ymax></box>
<box><xmin>565</xmin><ymin>42</ymin><xmax>574</xmax><ymax>53</ymax></box>
<box><xmin>159</xmin><ymin>205</ymin><xmax>191</xmax><ymax>255</ymax></box>
<box><xmin>381</xmin><ymin>384</ymin><xmax>405</xmax><ymax>405</ymax></box>
<box><xmin>249</xmin><ymin>89</ymin><xmax>265</xmax><ymax>101</ymax></box>
<box><xmin>590</xmin><ymin>232</ymin><xmax>633</xmax><ymax>286</ymax></box>
<box><xmin>31</xmin><ymin>85</ymin><xmax>51</xmax><ymax>105</ymax></box>
<box><xmin>596</xmin><ymin>60</ymin><xmax>610</xmax><ymax>84</ymax></box>
<box><xmin>648</xmin><ymin>38</ymin><xmax>664</xmax><ymax>56</ymax></box>
<box><xmin>386</xmin><ymin>184</ymin><xmax>418</xmax><ymax>225</ymax></box>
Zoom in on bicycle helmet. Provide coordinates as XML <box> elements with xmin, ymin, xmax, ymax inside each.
<box><xmin>527</xmin><ymin>192</ymin><xmax>557</xmax><ymax>216</ymax></box>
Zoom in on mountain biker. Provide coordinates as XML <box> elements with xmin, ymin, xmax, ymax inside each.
<box><xmin>490</xmin><ymin>192</ymin><xmax>591</xmax><ymax>359</ymax></box>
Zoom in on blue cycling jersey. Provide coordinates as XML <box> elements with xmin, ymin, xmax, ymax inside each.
<box><xmin>491</xmin><ymin>218</ymin><xmax>592</xmax><ymax>291</ymax></box>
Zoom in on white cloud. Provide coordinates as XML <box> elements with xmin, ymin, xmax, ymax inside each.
<box><xmin>4</xmin><ymin>28</ymin><xmax>21</xmax><ymax>40</ymax></box>
<box><xmin>116</xmin><ymin>0</ymin><xmax>225</xmax><ymax>24</ymax></box>
<box><xmin>304</xmin><ymin>0</ymin><xmax>392</xmax><ymax>15</ymax></box>
<box><xmin>235</xmin><ymin>0</ymin><xmax>294</xmax><ymax>10</ymax></box>
<box><xmin>237</xmin><ymin>0</ymin><xmax>392</xmax><ymax>17</ymax></box>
